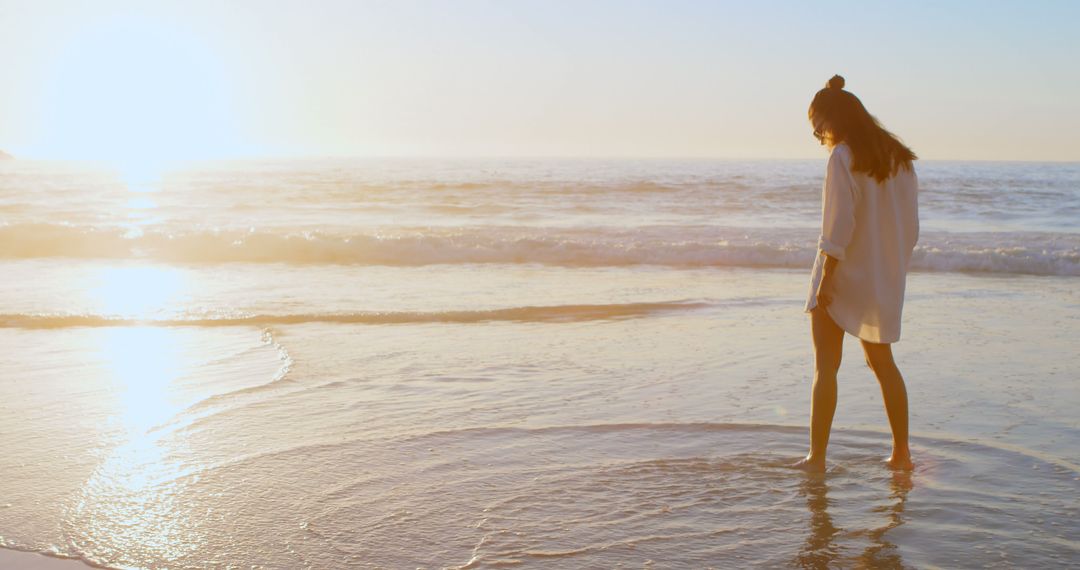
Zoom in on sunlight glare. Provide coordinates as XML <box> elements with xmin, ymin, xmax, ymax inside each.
<box><xmin>75</xmin><ymin>326</ymin><xmax>206</xmax><ymax>561</ymax></box>
<box><xmin>100</xmin><ymin>327</ymin><xmax>186</xmax><ymax>432</ymax></box>
<box><xmin>37</xmin><ymin>14</ymin><xmax>239</xmax><ymax>164</ymax></box>
<box><xmin>91</xmin><ymin>266</ymin><xmax>186</xmax><ymax>320</ymax></box>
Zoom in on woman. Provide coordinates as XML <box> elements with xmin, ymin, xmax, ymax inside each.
<box><xmin>793</xmin><ymin>75</ymin><xmax>919</xmax><ymax>473</ymax></box>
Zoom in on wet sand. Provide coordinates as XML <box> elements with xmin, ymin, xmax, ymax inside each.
<box><xmin>0</xmin><ymin>548</ymin><xmax>95</xmax><ymax>569</ymax></box>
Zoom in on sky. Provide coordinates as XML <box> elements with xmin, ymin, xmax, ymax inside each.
<box><xmin>1</xmin><ymin>0</ymin><xmax>1078</xmax><ymax>162</ymax></box>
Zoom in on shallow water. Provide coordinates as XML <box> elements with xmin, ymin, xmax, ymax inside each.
<box><xmin>0</xmin><ymin>159</ymin><xmax>1077</xmax><ymax>568</ymax></box>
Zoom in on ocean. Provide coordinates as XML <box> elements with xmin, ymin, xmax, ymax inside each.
<box><xmin>0</xmin><ymin>157</ymin><xmax>1077</xmax><ymax>568</ymax></box>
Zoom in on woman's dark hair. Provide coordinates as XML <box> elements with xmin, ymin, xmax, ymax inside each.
<box><xmin>809</xmin><ymin>75</ymin><xmax>917</xmax><ymax>182</ymax></box>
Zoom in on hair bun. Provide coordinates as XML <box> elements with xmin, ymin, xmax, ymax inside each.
<box><xmin>827</xmin><ymin>75</ymin><xmax>845</xmax><ymax>90</ymax></box>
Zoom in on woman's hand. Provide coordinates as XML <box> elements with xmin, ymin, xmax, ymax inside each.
<box><xmin>816</xmin><ymin>277</ymin><xmax>833</xmax><ymax>308</ymax></box>
<box><xmin>816</xmin><ymin>254</ymin><xmax>840</xmax><ymax>308</ymax></box>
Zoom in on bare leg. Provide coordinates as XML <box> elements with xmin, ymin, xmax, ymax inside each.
<box><xmin>861</xmin><ymin>340</ymin><xmax>913</xmax><ymax>470</ymax></box>
<box><xmin>792</xmin><ymin>307</ymin><xmax>844</xmax><ymax>472</ymax></box>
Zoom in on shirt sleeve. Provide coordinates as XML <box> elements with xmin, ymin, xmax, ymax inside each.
<box><xmin>818</xmin><ymin>147</ymin><xmax>857</xmax><ymax>260</ymax></box>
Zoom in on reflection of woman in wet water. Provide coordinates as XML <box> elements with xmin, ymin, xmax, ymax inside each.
<box><xmin>793</xmin><ymin>75</ymin><xmax>919</xmax><ymax>473</ymax></box>
<box><xmin>795</xmin><ymin>471</ymin><xmax>913</xmax><ymax>567</ymax></box>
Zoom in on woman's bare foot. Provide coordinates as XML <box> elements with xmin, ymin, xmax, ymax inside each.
<box><xmin>790</xmin><ymin>455</ymin><xmax>826</xmax><ymax>473</ymax></box>
<box><xmin>885</xmin><ymin>453</ymin><xmax>914</xmax><ymax>471</ymax></box>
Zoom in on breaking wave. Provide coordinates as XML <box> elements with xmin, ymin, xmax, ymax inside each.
<box><xmin>0</xmin><ymin>223</ymin><xmax>1077</xmax><ymax>276</ymax></box>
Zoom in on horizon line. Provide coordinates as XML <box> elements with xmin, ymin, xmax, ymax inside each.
<box><xmin>3</xmin><ymin>151</ymin><xmax>1079</xmax><ymax>165</ymax></box>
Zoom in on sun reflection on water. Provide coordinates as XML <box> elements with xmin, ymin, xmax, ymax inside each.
<box><xmin>116</xmin><ymin>161</ymin><xmax>165</xmax><ymax>194</ymax></box>
<box><xmin>91</xmin><ymin>265</ymin><xmax>186</xmax><ymax>319</ymax></box>
<box><xmin>68</xmin><ymin>327</ymin><xmax>207</xmax><ymax>565</ymax></box>
<box><xmin>101</xmin><ymin>327</ymin><xmax>187</xmax><ymax>431</ymax></box>
<box><xmin>65</xmin><ymin>262</ymin><xmax>209</xmax><ymax>562</ymax></box>
<box><xmin>111</xmin><ymin>161</ymin><xmax>170</xmax><ymax>238</ymax></box>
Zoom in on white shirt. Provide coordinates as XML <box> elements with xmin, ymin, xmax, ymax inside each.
<box><xmin>804</xmin><ymin>143</ymin><xmax>920</xmax><ymax>343</ymax></box>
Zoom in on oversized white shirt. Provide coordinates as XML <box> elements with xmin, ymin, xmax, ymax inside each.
<box><xmin>804</xmin><ymin>143</ymin><xmax>920</xmax><ymax>343</ymax></box>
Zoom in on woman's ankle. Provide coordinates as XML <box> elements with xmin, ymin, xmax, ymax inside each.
<box><xmin>791</xmin><ymin>454</ymin><xmax>827</xmax><ymax>472</ymax></box>
<box><xmin>804</xmin><ymin>452</ymin><xmax>827</xmax><ymax>465</ymax></box>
